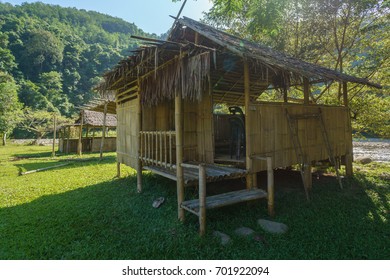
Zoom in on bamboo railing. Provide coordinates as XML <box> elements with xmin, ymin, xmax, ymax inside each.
<box><xmin>139</xmin><ymin>131</ymin><xmax>176</xmax><ymax>169</ymax></box>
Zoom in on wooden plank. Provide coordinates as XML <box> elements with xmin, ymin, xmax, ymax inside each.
<box><xmin>181</xmin><ymin>189</ymin><xmax>268</xmax><ymax>212</ymax></box>
<box><xmin>143</xmin><ymin>166</ymin><xmax>177</xmax><ymax>181</ymax></box>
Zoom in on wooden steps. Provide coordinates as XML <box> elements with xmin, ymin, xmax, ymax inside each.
<box><xmin>181</xmin><ymin>189</ymin><xmax>268</xmax><ymax>216</ymax></box>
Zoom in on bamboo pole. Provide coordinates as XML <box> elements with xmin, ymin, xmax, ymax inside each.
<box><xmin>343</xmin><ymin>82</ymin><xmax>348</xmax><ymax>107</ymax></box>
<box><xmin>244</xmin><ymin>59</ymin><xmax>253</xmax><ymax>189</ymax></box>
<box><xmin>303</xmin><ymin>77</ymin><xmax>310</xmax><ymax>105</ymax></box>
<box><xmin>51</xmin><ymin>114</ymin><xmax>56</xmax><ymax>157</ymax></box>
<box><xmin>267</xmin><ymin>157</ymin><xmax>274</xmax><ymax>217</ymax></box>
<box><xmin>66</xmin><ymin>126</ymin><xmax>70</xmax><ymax>154</ymax></box>
<box><xmin>100</xmin><ymin>102</ymin><xmax>108</xmax><ymax>160</ymax></box>
<box><xmin>77</xmin><ymin>111</ymin><xmax>83</xmax><ymax>156</ymax></box>
<box><xmin>117</xmin><ymin>162</ymin><xmax>121</xmax><ymax>178</ymax></box>
<box><xmin>137</xmin><ymin>94</ymin><xmax>143</xmax><ymax>193</ymax></box>
<box><xmin>199</xmin><ymin>163</ymin><xmax>206</xmax><ymax>236</ymax></box>
<box><xmin>175</xmin><ymin>93</ymin><xmax>185</xmax><ymax>221</ymax></box>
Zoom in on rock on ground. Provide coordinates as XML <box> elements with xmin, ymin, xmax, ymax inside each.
<box><xmin>234</xmin><ymin>227</ymin><xmax>255</xmax><ymax>237</ymax></box>
<box><xmin>354</xmin><ymin>157</ymin><xmax>372</xmax><ymax>164</ymax></box>
<box><xmin>213</xmin><ymin>231</ymin><xmax>231</xmax><ymax>245</ymax></box>
<box><xmin>257</xmin><ymin>219</ymin><xmax>288</xmax><ymax>234</ymax></box>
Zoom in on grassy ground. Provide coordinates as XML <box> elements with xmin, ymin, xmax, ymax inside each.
<box><xmin>0</xmin><ymin>144</ymin><xmax>389</xmax><ymax>259</ymax></box>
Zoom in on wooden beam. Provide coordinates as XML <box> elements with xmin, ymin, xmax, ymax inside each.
<box><xmin>175</xmin><ymin>91</ymin><xmax>185</xmax><ymax>221</ymax></box>
<box><xmin>303</xmin><ymin>77</ymin><xmax>310</xmax><ymax>105</ymax></box>
<box><xmin>244</xmin><ymin>59</ymin><xmax>253</xmax><ymax>189</ymax></box>
<box><xmin>99</xmin><ymin>102</ymin><xmax>107</xmax><ymax>160</ymax></box>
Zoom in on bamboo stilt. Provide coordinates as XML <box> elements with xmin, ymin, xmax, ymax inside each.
<box><xmin>77</xmin><ymin>111</ymin><xmax>83</xmax><ymax>156</ymax></box>
<box><xmin>199</xmin><ymin>163</ymin><xmax>206</xmax><ymax>236</ymax></box>
<box><xmin>100</xmin><ymin>102</ymin><xmax>107</xmax><ymax>160</ymax></box>
<box><xmin>267</xmin><ymin>157</ymin><xmax>274</xmax><ymax>217</ymax></box>
<box><xmin>117</xmin><ymin>162</ymin><xmax>121</xmax><ymax>177</ymax></box>
<box><xmin>66</xmin><ymin>126</ymin><xmax>70</xmax><ymax>154</ymax></box>
<box><xmin>244</xmin><ymin>59</ymin><xmax>253</xmax><ymax>189</ymax></box>
<box><xmin>137</xmin><ymin>95</ymin><xmax>142</xmax><ymax>193</ymax></box>
<box><xmin>52</xmin><ymin>114</ymin><xmax>56</xmax><ymax>157</ymax></box>
<box><xmin>175</xmin><ymin>93</ymin><xmax>185</xmax><ymax>221</ymax></box>
<box><xmin>343</xmin><ymin>82</ymin><xmax>348</xmax><ymax>107</ymax></box>
<box><xmin>303</xmin><ymin>163</ymin><xmax>312</xmax><ymax>191</ymax></box>
<box><xmin>303</xmin><ymin>77</ymin><xmax>310</xmax><ymax>105</ymax></box>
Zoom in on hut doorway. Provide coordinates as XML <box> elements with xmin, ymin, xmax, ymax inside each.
<box><xmin>213</xmin><ymin>105</ymin><xmax>246</xmax><ymax>165</ymax></box>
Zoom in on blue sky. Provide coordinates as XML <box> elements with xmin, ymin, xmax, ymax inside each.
<box><xmin>2</xmin><ymin>0</ymin><xmax>213</xmax><ymax>35</ymax></box>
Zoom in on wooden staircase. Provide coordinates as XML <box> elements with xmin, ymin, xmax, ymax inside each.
<box><xmin>179</xmin><ymin>160</ymin><xmax>274</xmax><ymax>235</ymax></box>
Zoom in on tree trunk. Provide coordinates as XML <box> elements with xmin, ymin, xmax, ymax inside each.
<box><xmin>2</xmin><ymin>133</ymin><xmax>6</xmax><ymax>146</ymax></box>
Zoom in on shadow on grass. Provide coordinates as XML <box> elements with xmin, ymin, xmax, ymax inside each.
<box><xmin>0</xmin><ymin>170</ymin><xmax>388</xmax><ymax>260</ymax></box>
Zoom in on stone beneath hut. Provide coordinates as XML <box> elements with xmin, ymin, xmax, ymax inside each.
<box><xmin>213</xmin><ymin>231</ymin><xmax>231</xmax><ymax>245</ymax></box>
<box><xmin>234</xmin><ymin>227</ymin><xmax>255</xmax><ymax>237</ymax></box>
<box><xmin>355</xmin><ymin>157</ymin><xmax>372</xmax><ymax>164</ymax></box>
<box><xmin>257</xmin><ymin>219</ymin><xmax>288</xmax><ymax>234</ymax></box>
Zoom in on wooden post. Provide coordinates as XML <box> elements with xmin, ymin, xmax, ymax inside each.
<box><xmin>267</xmin><ymin>157</ymin><xmax>274</xmax><ymax>217</ymax></box>
<box><xmin>244</xmin><ymin>59</ymin><xmax>253</xmax><ymax>189</ymax></box>
<box><xmin>175</xmin><ymin>92</ymin><xmax>185</xmax><ymax>221</ymax></box>
<box><xmin>199</xmin><ymin>163</ymin><xmax>206</xmax><ymax>236</ymax></box>
<box><xmin>52</xmin><ymin>114</ymin><xmax>56</xmax><ymax>157</ymax></box>
<box><xmin>117</xmin><ymin>162</ymin><xmax>121</xmax><ymax>178</ymax></box>
<box><xmin>100</xmin><ymin>102</ymin><xmax>108</xmax><ymax>160</ymax></box>
<box><xmin>283</xmin><ymin>88</ymin><xmax>288</xmax><ymax>103</ymax></box>
<box><xmin>66</xmin><ymin>126</ymin><xmax>70</xmax><ymax>154</ymax></box>
<box><xmin>303</xmin><ymin>77</ymin><xmax>310</xmax><ymax>105</ymax></box>
<box><xmin>137</xmin><ymin>95</ymin><xmax>143</xmax><ymax>193</ymax></box>
<box><xmin>60</xmin><ymin>127</ymin><xmax>64</xmax><ymax>153</ymax></box>
<box><xmin>77</xmin><ymin>111</ymin><xmax>83</xmax><ymax>156</ymax></box>
<box><xmin>343</xmin><ymin>82</ymin><xmax>348</xmax><ymax>107</ymax></box>
<box><xmin>303</xmin><ymin>163</ymin><xmax>312</xmax><ymax>191</ymax></box>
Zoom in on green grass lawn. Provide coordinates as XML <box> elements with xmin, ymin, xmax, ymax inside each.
<box><xmin>0</xmin><ymin>144</ymin><xmax>389</xmax><ymax>259</ymax></box>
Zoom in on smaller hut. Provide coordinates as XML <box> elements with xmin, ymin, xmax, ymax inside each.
<box><xmin>58</xmin><ymin>110</ymin><xmax>117</xmax><ymax>154</ymax></box>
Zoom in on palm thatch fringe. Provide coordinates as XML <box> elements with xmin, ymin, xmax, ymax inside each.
<box><xmin>140</xmin><ymin>52</ymin><xmax>210</xmax><ymax>106</ymax></box>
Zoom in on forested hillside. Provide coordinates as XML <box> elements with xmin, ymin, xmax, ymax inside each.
<box><xmin>0</xmin><ymin>2</ymin><xmax>149</xmax><ymax>120</ymax></box>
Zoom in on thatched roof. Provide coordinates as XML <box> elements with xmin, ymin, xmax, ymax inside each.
<box><xmin>75</xmin><ymin>110</ymin><xmax>117</xmax><ymax>127</ymax></box>
<box><xmin>98</xmin><ymin>17</ymin><xmax>381</xmax><ymax>106</ymax></box>
<box><xmin>173</xmin><ymin>17</ymin><xmax>381</xmax><ymax>89</ymax></box>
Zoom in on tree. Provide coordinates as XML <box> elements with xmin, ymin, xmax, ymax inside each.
<box><xmin>0</xmin><ymin>72</ymin><xmax>22</xmax><ymax>145</ymax></box>
<box><xmin>204</xmin><ymin>0</ymin><xmax>389</xmax><ymax>137</ymax></box>
<box><xmin>18</xmin><ymin>108</ymin><xmax>71</xmax><ymax>143</ymax></box>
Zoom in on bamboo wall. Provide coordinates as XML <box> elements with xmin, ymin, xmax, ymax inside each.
<box><xmin>246</xmin><ymin>103</ymin><xmax>352</xmax><ymax>171</ymax></box>
<box><xmin>117</xmin><ymin>98</ymin><xmax>139</xmax><ymax>169</ymax></box>
<box><xmin>58</xmin><ymin>137</ymin><xmax>116</xmax><ymax>153</ymax></box>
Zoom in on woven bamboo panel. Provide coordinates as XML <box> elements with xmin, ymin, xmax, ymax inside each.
<box><xmin>247</xmin><ymin>104</ymin><xmax>350</xmax><ymax>171</ymax></box>
<box><xmin>117</xmin><ymin>98</ymin><xmax>139</xmax><ymax>169</ymax></box>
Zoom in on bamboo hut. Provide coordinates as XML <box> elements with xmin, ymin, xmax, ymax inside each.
<box><xmin>58</xmin><ymin>109</ymin><xmax>117</xmax><ymax>154</ymax></box>
<box><xmin>98</xmin><ymin>17</ymin><xmax>381</xmax><ymax>235</ymax></box>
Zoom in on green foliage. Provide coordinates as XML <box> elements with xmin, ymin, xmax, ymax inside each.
<box><xmin>0</xmin><ymin>72</ymin><xmax>22</xmax><ymax>143</ymax></box>
<box><xmin>205</xmin><ymin>0</ymin><xmax>389</xmax><ymax>137</ymax></box>
<box><xmin>0</xmin><ymin>2</ymin><xmax>151</xmax><ymax>119</ymax></box>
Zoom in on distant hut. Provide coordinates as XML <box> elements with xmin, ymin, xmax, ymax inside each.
<box><xmin>98</xmin><ymin>17</ymin><xmax>381</xmax><ymax>234</ymax></box>
<box><xmin>58</xmin><ymin>109</ymin><xmax>117</xmax><ymax>154</ymax></box>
